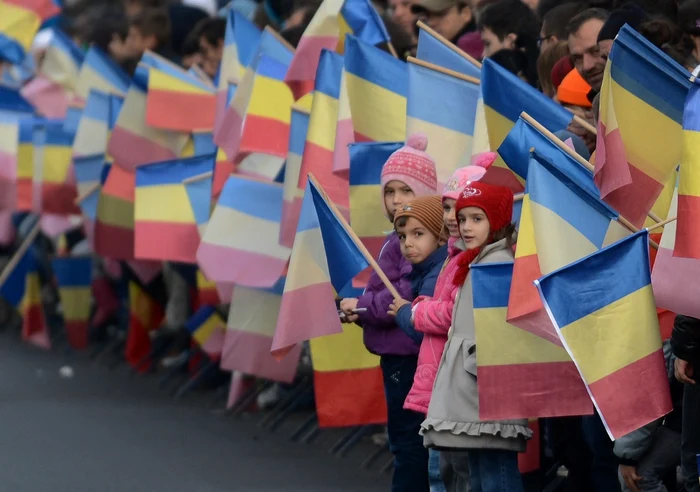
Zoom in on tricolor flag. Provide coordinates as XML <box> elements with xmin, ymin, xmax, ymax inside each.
<box><xmin>107</xmin><ymin>63</ymin><xmax>189</xmax><ymax>171</ymax></box>
<box><xmin>52</xmin><ymin>256</ymin><xmax>92</xmax><ymax>350</ymax></box>
<box><xmin>72</xmin><ymin>89</ymin><xmax>110</xmax><ymax>157</ymax></box>
<box><xmin>416</xmin><ymin>24</ymin><xmax>480</xmax><ymax>78</ymax></box>
<box><xmin>196</xmin><ymin>270</ymin><xmax>222</xmax><ymax>306</ymax></box>
<box><xmin>183</xmin><ymin>169</ymin><xmax>212</xmax><ymax>240</ymax></box>
<box><xmin>271</xmin><ymin>178</ymin><xmax>369</xmax><ymax>358</ymax></box>
<box><xmin>216</xmin><ymin>9</ymin><xmax>260</xmax><ymax>97</ymax></box>
<box><xmin>344</xmin><ymin>35</ymin><xmax>406</xmax><ymax>143</ymax></box>
<box><xmin>197</xmin><ymin>175</ymin><xmax>290</xmax><ymax>287</ymax></box>
<box><xmin>94</xmin><ymin>164</ymin><xmax>136</xmax><ymax>259</ymax></box>
<box><xmin>72</xmin><ymin>153</ymin><xmax>104</xmax><ymax>224</ymax></box>
<box><xmin>192</xmin><ymin>131</ymin><xmax>217</xmax><ymax>156</ymax></box>
<box><xmin>0</xmin><ymin>111</ymin><xmax>20</xmax><ymax>209</ymax></box>
<box><xmin>33</xmin><ymin>119</ymin><xmax>80</xmax><ymax>215</ymax></box>
<box><xmin>472</xmin><ymin>262</ymin><xmax>591</xmax><ymax>420</ymax></box>
<box><xmin>39</xmin><ymin>28</ymin><xmax>84</xmax><ymax>91</ymax></box>
<box><xmin>331</xmin><ymin>68</ymin><xmax>353</xmax><ymax>174</ymax></box>
<box><xmin>134</xmin><ymin>153</ymin><xmax>215</xmax><ymax>263</ymax></box>
<box><xmin>74</xmin><ymin>45</ymin><xmax>130</xmax><ymax>103</ymax></box>
<box><xmin>309</xmin><ymin>285</ymin><xmax>387</xmax><ymax>427</ymax></box>
<box><xmin>348</xmin><ymin>141</ymin><xmax>401</xmax><ymax>260</ymax></box>
<box><xmin>222</xmin><ymin>278</ymin><xmax>301</xmax><ymax>382</ymax></box>
<box><xmin>536</xmin><ymin>231</ymin><xmax>672</xmax><ymax>440</ymax></box>
<box><xmin>145</xmin><ymin>65</ymin><xmax>216</xmax><ymax>132</ymax></box>
<box><xmin>596</xmin><ymin>25</ymin><xmax>690</xmax><ymax>228</ymax></box>
<box><xmin>16</xmin><ymin>116</ymin><xmax>35</xmax><ymax>210</ymax></box>
<box><xmin>281</xmin><ymin>95</ymin><xmax>313</xmax><ymax>248</ymax></box>
<box><xmin>284</xmin><ymin>0</ymin><xmax>389</xmax><ymax>100</ymax></box>
<box><xmin>20</xmin><ymin>246</ymin><xmax>51</xmax><ymax>349</ymax></box>
<box><xmin>186</xmin><ymin>306</ymin><xmax>226</xmax><ymax>360</ymax></box>
<box><xmin>406</xmin><ymin>58</ymin><xmax>479</xmax><ymax>185</ymax></box>
<box><xmin>0</xmin><ymin>85</ymin><xmax>34</xmax><ymax>113</ymax></box>
<box><xmin>20</xmin><ymin>74</ymin><xmax>69</xmax><ymax>118</ymax></box>
<box><xmin>0</xmin><ymin>0</ymin><xmax>46</xmax><ymax>64</ymax></box>
<box><xmin>676</xmin><ymin>79</ymin><xmax>700</xmax><ymax>258</ymax></box>
<box><xmin>0</xmin><ymin>246</ymin><xmax>35</xmax><ymax>308</ymax></box>
<box><xmin>481</xmin><ymin>58</ymin><xmax>572</xmax><ymax>192</ymax></box>
<box><xmin>509</xmin><ymin>151</ymin><xmax>628</xmax><ymax>346</ymax></box>
<box><xmin>125</xmin><ymin>280</ymin><xmax>164</xmax><ymax>373</ymax></box>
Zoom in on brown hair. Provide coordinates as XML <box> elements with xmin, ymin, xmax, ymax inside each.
<box><xmin>130</xmin><ymin>8</ymin><xmax>171</xmax><ymax>49</ymax></box>
<box><xmin>490</xmin><ymin>222</ymin><xmax>517</xmax><ymax>251</ymax></box>
<box><xmin>537</xmin><ymin>41</ymin><xmax>570</xmax><ymax>97</ymax></box>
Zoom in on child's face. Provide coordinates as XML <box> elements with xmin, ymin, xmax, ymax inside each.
<box><xmin>384</xmin><ymin>180</ymin><xmax>415</xmax><ymax>220</ymax></box>
<box><xmin>458</xmin><ymin>206</ymin><xmax>490</xmax><ymax>249</ymax></box>
<box><xmin>397</xmin><ymin>217</ymin><xmax>441</xmax><ymax>265</ymax></box>
<box><xmin>442</xmin><ymin>198</ymin><xmax>459</xmax><ymax>238</ymax></box>
<box><xmin>124</xmin><ymin>26</ymin><xmax>151</xmax><ymax>59</ymax></box>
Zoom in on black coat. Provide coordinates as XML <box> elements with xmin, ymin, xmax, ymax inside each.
<box><xmin>670</xmin><ymin>315</ymin><xmax>700</xmax><ymax>365</ymax></box>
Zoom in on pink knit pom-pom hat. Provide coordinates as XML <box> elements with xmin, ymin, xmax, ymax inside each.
<box><xmin>442</xmin><ymin>151</ymin><xmax>497</xmax><ymax>202</ymax></box>
<box><xmin>381</xmin><ymin>133</ymin><xmax>438</xmax><ymax>199</ymax></box>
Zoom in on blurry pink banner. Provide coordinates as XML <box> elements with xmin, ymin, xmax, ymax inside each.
<box><xmin>20</xmin><ymin>76</ymin><xmax>69</xmax><ymax>118</ymax></box>
<box><xmin>40</xmin><ymin>214</ymin><xmax>83</xmax><ymax>238</ymax></box>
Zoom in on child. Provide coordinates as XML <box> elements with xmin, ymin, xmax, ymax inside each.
<box><xmin>388</xmin><ymin>195</ymin><xmax>449</xmax><ymax>342</ymax></box>
<box><xmin>401</xmin><ymin>155</ymin><xmax>496</xmax><ymax>492</ymax></box>
<box><xmin>123</xmin><ymin>8</ymin><xmax>177</xmax><ymax>63</ymax></box>
<box><xmin>421</xmin><ymin>181</ymin><xmax>531</xmax><ymax>492</ymax></box>
<box><xmin>340</xmin><ymin>132</ymin><xmax>438</xmax><ymax>492</ymax></box>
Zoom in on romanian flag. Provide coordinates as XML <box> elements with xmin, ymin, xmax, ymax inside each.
<box><xmin>472</xmin><ymin>262</ymin><xmax>591</xmax><ymax>420</ymax></box>
<box><xmin>39</xmin><ymin>28</ymin><xmax>84</xmax><ymax>92</ymax></box>
<box><xmin>16</xmin><ymin>116</ymin><xmax>35</xmax><ymax>211</ymax></box>
<box><xmin>481</xmin><ymin>59</ymin><xmax>572</xmax><ymax>192</ymax></box>
<box><xmin>596</xmin><ymin>25</ymin><xmax>690</xmax><ymax>228</ymax></box>
<box><xmin>182</xmin><ymin>169</ymin><xmax>212</xmax><ymax>240</ymax></box>
<box><xmin>509</xmin><ymin>151</ymin><xmax>628</xmax><ymax>346</ymax></box>
<box><xmin>192</xmin><ymin>131</ymin><xmax>217</xmax><ymax>156</ymax></box>
<box><xmin>271</xmin><ymin>178</ymin><xmax>369</xmax><ymax>358</ymax></box>
<box><xmin>52</xmin><ymin>256</ymin><xmax>92</xmax><ymax>350</ymax></box>
<box><xmin>310</xmin><ymin>285</ymin><xmax>386</xmax><ymax>427</ymax></box>
<box><xmin>651</xmin><ymin>189</ymin><xmax>700</xmax><ymax>318</ymax></box>
<box><xmin>145</xmin><ymin>65</ymin><xmax>216</xmax><ymax>132</ymax></box>
<box><xmin>416</xmin><ymin>24</ymin><xmax>481</xmax><ymax>78</ymax></box>
<box><xmin>197</xmin><ymin>175</ymin><xmax>290</xmax><ymax>287</ymax></box>
<box><xmin>284</xmin><ymin>0</ymin><xmax>389</xmax><ymax>100</ymax></box>
<box><xmin>238</xmin><ymin>54</ymin><xmax>294</xmax><ymax>157</ymax></box>
<box><xmin>134</xmin><ymin>153</ymin><xmax>215</xmax><ymax>263</ymax></box>
<box><xmin>34</xmin><ymin>119</ymin><xmax>79</xmax><ymax>215</ymax></box>
<box><xmin>186</xmin><ymin>306</ymin><xmax>226</xmax><ymax>360</ymax></box>
<box><xmin>20</xmin><ymin>74</ymin><xmax>69</xmax><ymax>118</ymax></box>
<box><xmin>281</xmin><ymin>95</ymin><xmax>313</xmax><ymax>248</ymax></box>
<box><xmin>536</xmin><ymin>231</ymin><xmax>672</xmax><ymax>439</ymax></box>
<box><xmin>676</xmin><ymin>80</ymin><xmax>700</xmax><ymax>258</ymax></box>
<box><xmin>0</xmin><ymin>111</ymin><xmax>19</xmax><ymax>209</ymax></box>
<box><xmin>196</xmin><ymin>270</ymin><xmax>222</xmax><ymax>306</ymax></box>
<box><xmin>107</xmin><ymin>63</ymin><xmax>189</xmax><ymax>171</ymax></box>
<box><xmin>222</xmin><ymin>278</ymin><xmax>301</xmax><ymax>382</ymax></box>
<box><xmin>0</xmin><ymin>85</ymin><xmax>34</xmax><ymax>113</ymax></box>
<box><xmin>216</xmin><ymin>9</ymin><xmax>260</xmax><ymax>93</ymax></box>
<box><xmin>74</xmin><ymin>45</ymin><xmax>130</xmax><ymax>103</ymax></box>
<box><xmin>295</xmin><ymin>49</ymin><xmax>347</xmax><ymax>227</ymax></box>
<box><xmin>125</xmin><ymin>280</ymin><xmax>164</xmax><ymax>373</ymax></box>
<box><xmin>94</xmin><ymin>164</ymin><xmax>136</xmax><ymax>259</ymax></box>
<box><xmin>331</xmin><ymin>68</ymin><xmax>354</xmax><ymax>174</ymax></box>
<box><xmin>72</xmin><ymin>153</ymin><xmax>103</xmax><ymax>223</ymax></box>
<box><xmin>406</xmin><ymin>58</ymin><xmax>479</xmax><ymax>185</ymax></box>
<box><xmin>21</xmin><ymin>247</ymin><xmax>51</xmax><ymax>350</ymax></box>
<box><xmin>0</xmin><ymin>246</ymin><xmax>36</xmax><ymax>308</ymax></box>
<box><xmin>0</xmin><ymin>0</ymin><xmax>44</xmax><ymax>64</ymax></box>
<box><xmin>348</xmin><ymin>141</ymin><xmax>401</xmax><ymax>260</ymax></box>
<box><xmin>72</xmin><ymin>89</ymin><xmax>110</xmax><ymax>157</ymax></box>
<box><xmin>344</xmin><ymin>35</ymin><xmax>406</xmax><ymax>143</ymax></box>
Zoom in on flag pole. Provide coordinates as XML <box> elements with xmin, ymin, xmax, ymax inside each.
<box><xmin>646</xmin><ymin>216</ymin><xmax>676</xmax><ymax>233</ymax></box>
<box><xmin>407</xmin><ymin>57</ymin><xmax>480</xmax><ymax>85</ymax></box>
<box><xmin>0</xmin><ymin>220</ymin><xmax>40</xmax><ymax>289</ymax></box>
<box><xmin>182</xmin><ymin>171</ymin><xmax>213</xmax><ymax>185</ymax></box>
<box><xmin>74</xmin><ymin>183</ymin><xmax>101</xmax><ymax>205</ymax></box>
<box><xmin>264</xmin><ymin>26</ymin><xmax>297</xmax><ymax>54</ymax></box>
<box><xmin>307</xmin><ymin>174</ymin><xmax>401</xmax><ymax>300</ymax></box>
<box><xmin>416</xmin><ymin>21</ymin><xmax>482</xmax><ymax>69</ymax></box>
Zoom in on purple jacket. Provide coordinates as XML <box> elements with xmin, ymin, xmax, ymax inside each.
<box><xmin>356</xmin><ymin>233</ymin><xmax>418</xmax><ymax>356</ymax></box>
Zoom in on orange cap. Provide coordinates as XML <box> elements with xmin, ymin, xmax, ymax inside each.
<box><xmin>557</xmin><ymin>69</ymin><xmax>592</xmax><ymax>108</ymax></box>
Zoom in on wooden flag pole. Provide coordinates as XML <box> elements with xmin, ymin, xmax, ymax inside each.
<box><xmin>521</xmin><ymin>113</ymin><xmax>659</xmax><ymax>249</ymax></box>
<box><xmin>0</xmin><ymin>220</ymin><xmax>40</xmax><ymax>289</ymax></box>
<box><xmin>182</xmin><ymin>171</ymin><xmax>213</xmax><ymax>185</ymax></box>
<box><xmin>416</xmin><ymin>21</ymin><xmax>482</xmax><ymax>70</ymax></box>
<box><xmin>514</xmin><ymin>192</ymin><xmax>524</xmax><ymax>202</ymax></box>
<box><xmin>387</xmin><ymin>42</ymin><xmax>399</xmax><ymax>59</ymax></box>
<box><xmin>74</xmin><ymin>183</ymin><xmax>101</xmax><ymax>205</ymax></box>
<box><xmin>407</xmin><ymin>57</ymin><xmax>480</xmax><ymax>85</ymax></box>
<box><xmin>264</xmin><ymin>26</ymin><xmax>297</xmax><ymax>54</ymax></box>
<box><xmin>572</xmin><ymin>114</ymin><xmax>597</xmax><ymax>136</ymax></box>
<box><xmin>308</xmin><ymin>174</ymin><xmax>401</xmax><ymax>300</ymax></box>
<box><xmin>646</xmin><ymin>216</ymin><xmax>676</xmax><ymax>233</ymax></box>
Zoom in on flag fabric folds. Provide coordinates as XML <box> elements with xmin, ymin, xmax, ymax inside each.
<box><xmin>94</xmin><ymin>164</ymin><xmax>136</xmax><ymax>259</ymax></box>
<box><xmin>74</xmin><ymin>45</ymin><xmax>130</xmax><ymax>103</ymax></box>
<box><xmin>34</xmin><ymin>119</ymin><xmax>79</xmax><ymax>215</ymax></box>
<box><xmin>480</xmin><ymin>59</ymin><xmax>572</xmax><ymax>192</ymax></box>
<box><xmin>0</xmin><ymin>1</ymin><xmax>44</xmax><ymax>64</ymax></box>
<box><xmin>16</xmin><ymin>116</ymin><xmax>35</xmax><ymax>211</ymax></box>
<box><xmin>0</xmin><ymin>112</ymin><xmax>20</xmax><ymax>209</ymax></box>
<box><xmin>472</xmin><ymin>262</ymin><xmax>591</xmax><ymax>420</ymax></box>
<box><xmin>186</xmin><ymin>306</ymin><xmax>226</xmax><ymax>360</ymax></box>
<box><xmin>595</xmin><ymin>25</ymin><xmax>691</xmax><ymax>228</ymax></box>
<box><xmin>416</xmin><ymin>25</ymin><xmax>481</xmax><ymax>78</ymax></box>
<box><xmin>72</xmin><ymin>89</ymin><xmax>110</xmax><ymax>157</ymax></box>
<box><xmin>52</xmin><ymin>256</ymin><xmax>92</xmax><ymax>350</ymax></box>
<box><xmin>197</xmin><ymin>175</ymin><xmax>290</xmax><ymax>287</ymax></box>
<box><xmin>134</xmin><ymin>153</ymin><xmax>215</xmax><ymax>263</ymax></box>
<box><xmin>125</xmin><ymin>280</ymin><xmax>164</xmax><ymax>373</ymax></box>
<box><xmin>271</xmin><ymin>178</ymin><xmax>369</xmax><ymax>358</ymax></box>
<box><xmin>677</xmin><ymin>78</ymin><xmax>700</xmax><ymax>259</ymax></box>
<box><xmin>536</xmin><ymin>231</ymin><xmax>672</xmax><ymax>440</ymax></box>
<box><xmin>20</xmin><ymin>246</ymin><xmax>50</xmax><ymax>349</ymax></box>
<box><xmin>39</xmin><ymin>28</ymin><xmax>84</xmax><ymax>91</ymax></box>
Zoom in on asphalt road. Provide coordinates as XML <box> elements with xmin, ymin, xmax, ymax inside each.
<box><xmin>0</xmin><ymin>333</ymin><xmax>391</xmax><ymax>492</ymax></box>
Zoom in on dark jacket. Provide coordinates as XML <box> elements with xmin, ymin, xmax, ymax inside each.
<box><xmin>671</xmin><ymin>315</ymin><xmax>700</xmax><ymax>365</ymax></box>
<box><xmin>395</xmin><ymin>244</ymin><xmax>448</xmax><ymax>343</ymax></box>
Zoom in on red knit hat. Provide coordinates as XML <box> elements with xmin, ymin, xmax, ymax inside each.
<box><xmin>455</xmin><ymin>181</ymin><xmax>513</xmax><ymax>234</ymax></box>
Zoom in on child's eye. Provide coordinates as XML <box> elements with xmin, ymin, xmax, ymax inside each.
<box><xmin>415</xmin><ymin>232</ymin><xmax>423</xmax><ymax>236</ymax></box>
<box><xmin>384</xmin><ymin>189</ymin><xmax>394</xmax><ymax>195</ymax></box>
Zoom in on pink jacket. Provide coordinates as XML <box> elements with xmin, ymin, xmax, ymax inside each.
<box><xmin>403</xmin><ymin>237</ymin><xmax>464</xmax><ymax>414</ymax></box>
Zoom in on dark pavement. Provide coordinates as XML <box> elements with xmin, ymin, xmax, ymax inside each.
<box><xmin>0</xmin><ymin>333</ymin><xmax>391</xmax><ymax>492</ymax></box>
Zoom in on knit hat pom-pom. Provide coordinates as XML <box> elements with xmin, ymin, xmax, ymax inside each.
<box><xmin>406</xmin><ymin>132</ymin><xmax>428</xmax><ymax>152</ymax></box>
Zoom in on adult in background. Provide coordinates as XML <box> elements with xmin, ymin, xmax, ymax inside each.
<box><xmin>389</xmin><ymin>0</ymin><xmax>418</xmax><ymax>41</ymax></box>
<box><xmin>678</xmin><ymin>0</ymin><xmax>700</xmax><ymax>63</ymax></box>
<box><xmin>538</xmin><ymin>2</ymin><xmax>586</xmax><ymax>53</ymax></box>
<box><xmin>410</xmin><ymin>0</ymin><xmax>476</xmax><ymax>56</ymax></box>
<box><xmin>192</xmin><ymin>17</ymin><xmax>226</xmax><ymax>79</ymax></box>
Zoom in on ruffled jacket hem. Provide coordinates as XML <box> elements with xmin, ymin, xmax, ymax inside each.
<box><xmin>420</xmin><ymin>418</ymin><xmax>531</xmax><ymax>452</ymax></box>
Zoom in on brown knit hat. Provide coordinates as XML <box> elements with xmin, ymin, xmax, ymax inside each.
<box><xmin>394</xmin><ymin>195</ymin><xmax>445</xmax><ymax>240</ymax></box>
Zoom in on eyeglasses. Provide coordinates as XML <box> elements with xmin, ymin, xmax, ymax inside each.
<box><xmin>537</xmin><ymin>35</ymin><xmax>554</xmax><ymax>49</ymax></box>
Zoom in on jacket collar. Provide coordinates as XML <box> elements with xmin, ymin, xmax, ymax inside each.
<box><xmin>472</xmin><ymin>238</ymin><xmax>509</xmax><ymax>265</ymax></box>
<box><xmin>410</xmin><ymin>244</ymin><xmax>449</xmax><ymax>277</ymax></box>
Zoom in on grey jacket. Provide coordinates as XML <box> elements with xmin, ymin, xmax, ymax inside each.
<box><xmin>421</xmin><ymin>239</ymin><xmax>532</xmax><ymax>451</ymax></box>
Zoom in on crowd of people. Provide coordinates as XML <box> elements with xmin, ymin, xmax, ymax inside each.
<box><xmin>3</xmin><ymin>0</ymin><xmax>700</xmax><ymax>491</ymax></box>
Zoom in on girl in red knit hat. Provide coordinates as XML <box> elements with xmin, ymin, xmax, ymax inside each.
<box><xmin>421</xmin><ymin>181</ymin><xmax>532</xmax><ymax>492</ymax></box>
